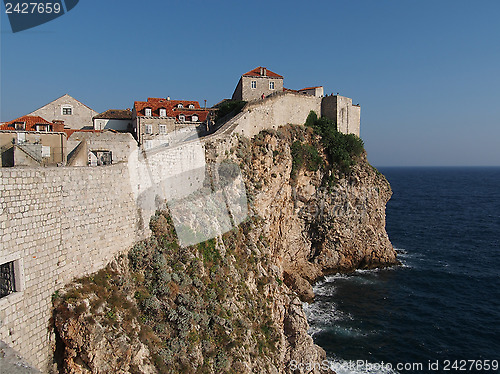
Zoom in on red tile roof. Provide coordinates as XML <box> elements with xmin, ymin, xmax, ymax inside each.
<box><xmin>0</xmin><ymin>115</ymin><xmax>51</xmax><ymax>131</ymax></box>
<box><xmin>94</xmin><ymin>109</ymin><xmax>132</xmax><ymax>120</ymax></box>
<box><xmin>299</xmin><ymin>86</ymin><xmax>322</xmax><ymax>91</ymax></box>
<box><xmin>242</xmin><ymin>67</ymin><xmax>283</xmax><ymax>79</ymax></box>
<box><xmin>134</xmin><ymin>98</ymin><xmax>209</xmax><ymax>122</ymax></box>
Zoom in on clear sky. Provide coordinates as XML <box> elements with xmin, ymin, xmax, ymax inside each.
<box><xmin>1</xmin><ymin>0</ymin><xmax>499</xmax><ymax>166</ymax></box>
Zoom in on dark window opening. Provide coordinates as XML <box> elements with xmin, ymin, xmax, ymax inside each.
<box><xmin>0</xmin><ymin>261</ymin><xmax>16</xmax><ymax>298</ymax></box>
<box><xmin>62</xmin><ymin>108</ymin><xmax>72</xmax><ymax>115</ymax></box>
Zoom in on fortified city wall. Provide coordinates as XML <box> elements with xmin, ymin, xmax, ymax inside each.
<box><xmin>0</xmin><ymin>92</ymin><xmax>360</xmax><ymax>370</ymax></box>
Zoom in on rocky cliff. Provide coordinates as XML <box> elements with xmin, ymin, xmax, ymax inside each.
<box><xmin>51</xmin><ymin>124</ymin><xmax>398</xmax><ymax>374</ymax></box>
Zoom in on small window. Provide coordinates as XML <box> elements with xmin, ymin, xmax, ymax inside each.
<box><xmin>159</xmin><ymin>108</ymin><xmax>167</xmax><ymax>117</ymax></box>
<box><xmin>0</xmin><ymin>261</ymin><xmax>16</xmax><ymax>298</ymax></box>
<box><xmin>159</xmin><ymin>124</ymin><xmax>167</xmax><ymax>134</ymax></box>
<box><xmin>251</xmin><ymin>81</ymin><xmax>257</xmax><ymax>89</ymax></box>
<box><xmin>62</xmin><ymin>107</ymin><xmax>72</xmax><ymax>115</ymax></box>
<box><xmin>177</xmin><ymin>104</ymin><xmax>184</xmax><ymax>109</ymax></box>
<box><xmin>269</xmin><ymin>81</ymin><xmax>275</xmax><ymax>90</ymax></box>
<box><xmin>15</xmin><ymin>122</ymin><xmax>25</xmax><ymax>130</ymax></box>
<box><xmin>145</xmin><ymin>124</ymin><xmax>153</xmax><ymax>134</ymax></box>
<box><xmin>178</xmin><ymin>114</ymin><xmax>185</xmax><ymax>122</ymax></box>
<box><xmin>145</xmin><ymin>140</ymin><xmax>153</xmax><ymax>150</ymax></box>
<box><xmin>188</xmin><ymin>104</ymin><xmax>195</xmax><ymax>109</ymax></box>
<box><xmin>192</xmin><ymin>115</ymin><xmax>199</xmax><ymax>122</ymax></box>
<box><xmin>145</xmin><ymin>108</ymin><xmax>152</xmax><ymax>116</ymax></box>
<box><xmin>36</xmin><ymin>124</ymin><xmax>49</xmax><ymax>132</ymax></box>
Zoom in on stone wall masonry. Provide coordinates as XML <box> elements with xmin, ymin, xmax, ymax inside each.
<box><xmin>231</xmin><ymin>92</ymin><xmax>322</xmax><ymax>138</ymax></box>
<box><xmin>0</xmin><ymin>165</ymin><xmax>141</xmax><ymax>371</ymax></box>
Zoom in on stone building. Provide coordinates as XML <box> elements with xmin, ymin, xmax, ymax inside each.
<box><xmin>0</xmin><ymin>116</ymin><xmax>67</xmax><ymax>167</ymax></box>
<box><xmin>28</xmin><ymin>94</ymin><xmax>98</xmax><ymax>130</ymax></box>
<box><xmin>298</xmin><ymin>86</ymin><xmax>324</xmax><ymax>97</ymax></box>
<box><xmin>66</xmin><ymin>131</ymin><xmax>137</xmax><ymax>166</ymax></box>
<box><xmin>133</xmin><ymin>97</ymin><xmax>209</xmax><ymax>148</ymax></box>
<box><xmin>93</xmin><ymin>109</ymin><xmax>133</xmax><ymax>132</ymax></box>
<box><xmin>321</xmin><ymin>95</ymin><xmax>361</xmax><ymax>136</ymax></box>
<box><xmin>231</xmin><ymin>67</ymin><xmax>284</xmax><ymax>101</ymax></box>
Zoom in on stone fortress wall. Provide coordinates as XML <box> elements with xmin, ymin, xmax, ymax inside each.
<box><xmin>0</xmin><ymin>91</ymin><xmax>360</xmax><ymax>371</ymax></box>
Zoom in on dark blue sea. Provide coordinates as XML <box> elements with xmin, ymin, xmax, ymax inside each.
<box><xmin>304</xmin><ymin>167</ymin><xmax>500</xmax><ymax>374</ymax></box>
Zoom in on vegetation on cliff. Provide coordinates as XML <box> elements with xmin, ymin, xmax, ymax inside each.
<box><xmin>52</xmin><ymin>120</ymin><xmax>396</xmax><ymax>374</ymax></box>
<box><xmin>52</xmin><ymin>212</ymin><xmax>305</xmax><ymax>374</ymax></box>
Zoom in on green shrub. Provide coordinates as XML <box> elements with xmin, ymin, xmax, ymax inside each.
<box><xmin>216</xmin><ymin>100</ymin><xmax>247</xmax><ymax>122</ymax></box>
<box><xmin>304</xmin><ymin>111</ymin><xmax>364</xmax><ymax>175</ymax></box>
<box><xmin>291</xmin><ymin>140</ymin><xmax>323</xmax><ymax>178</ymax></box>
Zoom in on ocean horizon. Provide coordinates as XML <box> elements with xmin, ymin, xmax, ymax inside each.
<box><xmin>304</xmin><ymin>166</ymin><xmax>500</xmax><ymax>374</ymax></box>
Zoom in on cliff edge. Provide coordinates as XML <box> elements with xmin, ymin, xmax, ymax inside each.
<box><xmin>51</xmin><ymin>123</ymin><xmax>397</xmax><ymax>373</ymax></box>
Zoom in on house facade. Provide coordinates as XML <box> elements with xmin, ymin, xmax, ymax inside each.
<box><xmin>232</xmin><ymin>67</ymin><xmax>284</xmax><ymax>101</ymax></box>
<box><xmin>133</xmin><ymin>97</ymin><xmax>209</xmax><ymax>148</ymax></box>
<box><xmin>28</xmin><ymin>94</ymin><xmax>98</xmax><ymax>130</ymax></box>
<box><xmin>298</xmin><ymin>86</ymin><xmax>324</xmax><ymax>97</ymax></box>
<box><xmin>93</xmin><ymin>109</ymin><xmax>133</xmax><ymax>132</ymax></box>
<box><xmin>0</xmin><ymin>115</ymin><xmax>67</xmax><ymax>167</ymax></box>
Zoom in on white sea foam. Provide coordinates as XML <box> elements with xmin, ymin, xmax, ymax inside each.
<box><xmin>326</xmin><ymin>358</ymin><xmax>400</xmax><ymax>374</ymax></box>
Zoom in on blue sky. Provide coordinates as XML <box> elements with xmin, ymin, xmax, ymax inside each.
<box><xmin>1</xmin><ymin>0</ymin><xmax>499</xmax><ymax>166</ymax></box>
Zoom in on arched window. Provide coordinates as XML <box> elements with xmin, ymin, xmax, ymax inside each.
<box><xmin>188</xmin><ymin>104</ymin><xmax>195</xmax><ymax>109</ymax></box>
<box><xmin>178</xmin><ymin>114</ymin><xmax>185</xmax><ymax>122</ymax></box>
<box><xmin>177</xmin><ymin>103</ymin><xmax>184</xmax><ymax>109</ymax></box>
<box><xmin>192</xmin><ymin>115</ymin><xmax>199</xmax><ymax>122</ymax></box>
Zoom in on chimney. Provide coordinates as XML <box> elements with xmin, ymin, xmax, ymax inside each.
<box><xmin>263</xmin><ymin>68</ymin><xmax>267</xmax><ymax>76</ymax></box>
<box><xmin>167</xmin><ymin>96</ymin><xmax>170</xmax><ymax>101</ymax></box>
<box><xmin>52</xmin><ymin>120</ymin><xmax>65</xmax><ymax>132</ymax></box>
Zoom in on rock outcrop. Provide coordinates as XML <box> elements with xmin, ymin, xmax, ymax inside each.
<box><xmin>51</xmin><ymin>125</ymin><xmax>397</xmax><ymax>374</ymax></box>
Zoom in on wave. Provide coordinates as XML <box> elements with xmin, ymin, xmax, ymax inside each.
<box><xmin>326</xmin><ymin>358</ymin><xmax>400</xmax><ymax>374</ymax></box>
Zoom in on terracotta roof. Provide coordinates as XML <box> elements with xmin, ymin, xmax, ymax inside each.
<box><xmin>242</xmin><ymin>67</ymin><xmax>283</xmax><ymax>79</ymax></box>
<box><xmin>134</xmin><ymin>98</ymin><xmax>209</xmax><ymax>121</ymax></box>
<box><xmin>0</xmin><ymin>115</ymin><xmax>51</xmax><ymax>131</ymax></box>
<box><xmin>283</xmin><ymin>87</ymin><xmax>298</xmax><ymax>93</ymax></box>
<box><xmin>94</xmin><ymin>109</ymin><xmax>133</xmax><ymax>120</ymax></box>
<box><xmin>299</xmin><ymin>86</ymin><xmax>322</xmax><ymax>91</ymax></box>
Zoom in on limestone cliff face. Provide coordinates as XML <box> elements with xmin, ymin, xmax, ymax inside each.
<box><xmin>51</xmin><ymin>125</ymin><xmax>397</xmax><ymax>374</ymax></box>
<box><xmin>208</xmin><ymin>126</ymin><xmax>398</xmax><ymax>300</ymax></box>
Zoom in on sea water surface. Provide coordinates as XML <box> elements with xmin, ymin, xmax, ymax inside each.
<box><xmin>304</xmin><ymin>167</ymin><xmax>500</xmax><ymax>374</ymax></box>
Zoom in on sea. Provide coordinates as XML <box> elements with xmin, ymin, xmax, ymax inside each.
<box><xmin>303</xmin><ymin>167</ymin><xmax>500</xmax><ymax>374</ymax></box>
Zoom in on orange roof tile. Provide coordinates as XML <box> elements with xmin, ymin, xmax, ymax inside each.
<box><xmin>242</xmin><ymin>67</ymin><xmax>283</xmax><ymax>79</ymax></box>
<box><xmin>299</xmin><ymin>86</ymin><xmax>322</xmax><ymax>91</ymax></box>
<box><xmin>0</xmin><ymin>115</ymin><xmax>51</xmax><ymax>131</ymax></box>
<box><xmin>134</xmin><ymin>98</ymin><xmax>209</xmax><ymax>121</ymax></box>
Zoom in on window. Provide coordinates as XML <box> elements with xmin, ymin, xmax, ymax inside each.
<box><xmin>36</xmin><ymin>124</ymin><xmax>50</xmax><ymax>132</ymax></box>
<box><xmin>145</xmin><ymin>140</ymin><xmax>152</xmax><ymax>150</ymax></box>
<box><xmin>62</xmin><ymin>107</ymin><xmax>72</xmax><ymax>115</ymax></box>
<box><xmin>178</xmin><ymin>114</ymin><xmax>185</xmax><ymax>122</ymax></box>
<box><xmin>145</xmin><ymin>124</ymin><xmax>153</xmax><ymax>134</ymax></box>
<box><xmin>144</xmin><ymin>108</ymin><xmax>152</xmax><ymax>116</ymax></box>
<box><xmin>188</xmin><ymin>104</ymin><xmax>195</xmax><ymax>109</ymax></box>
<box><xmin>0</xmin><ymin>261</ymin><xmax>16</xmax><ymax>298</ymax></box>
<box><xmin>159</xmin><ymin>108</ymin><xmax>167</xmax><ymax>117</ymax></box>
<box><xmin>15</xmin><ymin>122</ymin><xmax>25</xmax><ymax>130</ymax></box>
<box><xmin>251</xmin><ymin>80</ymin><xmax>257</xmax><ymax>89</ymax></box>
<box><xmin>159</xmin><ymin>124</ymin><xmax>167</xmax><ymax>134</ymax></box>
<box><xmin>177</xmin><ymin>104</ymin><xmax>184</xmax><ymax>108</ymax></box>
<box><xmin>192</xmin><ymin>115</ymin><xmax>199</xmax><ymax>122</ymax></box>
<box><xmin>269</xmin><ymin>81</ymin><xmax>275</xmax><ymax>90</ymax></box>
